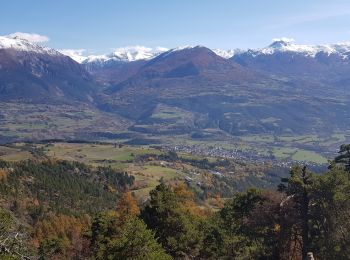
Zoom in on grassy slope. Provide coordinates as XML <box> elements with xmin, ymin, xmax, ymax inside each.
<box><xmin>44</xmin><ymin>143</ymin><xmax>181</xmax><ymax>199</ymax></box>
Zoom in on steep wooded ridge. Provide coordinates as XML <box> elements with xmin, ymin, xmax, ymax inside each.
<box><xmin>1</xmin><ymin>36</ymin><xmax>350</xmax><ymax>141</ymax></box>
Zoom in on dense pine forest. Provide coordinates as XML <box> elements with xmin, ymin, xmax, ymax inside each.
<box><xmin>0</xmin><ymin>145</ymin><xmax>349</xmax><ymax>259</ymax></box>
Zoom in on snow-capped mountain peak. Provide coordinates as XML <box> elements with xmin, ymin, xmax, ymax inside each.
<box><xmin>0</xmin><ymin>35</ymin><xmax>60</xmax><ymax>56</ymax></box>
<box><xmin>111</xmin><ymin>46</ymin><xmax>168</xmax><ymax>62</ymax></box>
<box><xmin>258</xmin><ymin>38</ymin><xmax>318</xmax><ymax>56</ymax></box>
<box><xmin>61</xmin><ymin>46</ymin><xmax>169</xmax><ymax>64</ymax></box>
<box><xmin>212</xmin><ymin>49</ymin><xmax>236</xmax><ymax>59</ymax></box>
<box><xmin>330</xmin><ymin>42</ymin><xmax>350</xmax><ymax>56</ymax></box>
<box><xmin>61</xmin><ymin>40</ymin><xmax>348</xmax><ymax>65</ymax></box>
<box><xmin>212</xmin><ymin>48</ymin><xmax>246</xmax><ymax>59</ymax></box>
<box><xmin>269</xmin><ymin>38</ymin><xmax>294</xmax><ymax>49</ymax></box>
<box><xmin>58</xmin><ymin>49</ymin><xmax>87</xmax><ymax>63</ymax></box>
<box><xmin>242</xmin><ymin>38</ymin><xmax>350</xmax><ymax>58</ymax></box>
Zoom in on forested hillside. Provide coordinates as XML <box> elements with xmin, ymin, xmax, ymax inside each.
<box><xmin>0</xmin><ymin>145</ymin><xmax>349</xmax><ymax>259</ymax></box>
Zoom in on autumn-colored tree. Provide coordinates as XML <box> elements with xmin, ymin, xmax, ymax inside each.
<box><xmin>34</xmin><ymin>214</ymin><xmax>91</xmax><ymax>259</ymax></box>
<box><xmin>116</xmin><ymin>191</ymin><xmax>140</xmax><ymax>221</ymax></box>
<box><xmin>173</xmin><ymin>183</ymin><xmax>209</xmax><ymax>218</ymax></box>
<box><xmin>0</xmin><ymin>168</ymin><xmax>9</xmax><ymax>181</ymax></box>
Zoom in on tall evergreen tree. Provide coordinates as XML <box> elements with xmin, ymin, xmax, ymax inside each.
<box><xmin>279</xmin><ymin>165</ymin><xmax>314</xmax><ymax>259</ymax></box>
<box><xmin>90</xmin><ymin>211</ymin><xmax>170</xmax><ymax>260</ymax></box>
<box><xmin>311</xmin><ymin>167</ymin><xmax>350</xmax><ymax>259</ymax></box>
<box><xmin>141</xmin><ymin>183</ymin><xmax>203</xmax><ymax>258</ymax></box>
<box><xmin>333</xmin><ymin>144</ymin><xmax>350</xmax><ymax>173</ymax></box>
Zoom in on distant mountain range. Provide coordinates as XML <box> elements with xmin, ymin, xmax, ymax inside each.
<box><xmin>59</xmin><ymin>38</ymin><xmax>350</xmax><ymax>65</ymax></box>
<box><xmin>1</xmin><ymin>34</ymin><xmax>350</xmax><ymax>142</ymax></box>
<box><xmin>61</xmin><ymin>37</ymin><xmax>350</xmax><ymax>88</ymax></box>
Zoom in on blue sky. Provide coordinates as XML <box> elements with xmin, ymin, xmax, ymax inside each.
<box><xmin>1</xmin><ymin>0</ymin><xmax>350</xmax><ymax>54</ymax></box>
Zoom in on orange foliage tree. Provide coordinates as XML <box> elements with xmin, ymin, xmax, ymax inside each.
<box><xmin>116</xmin><ymin>191</ymin><xmax>140</xmax><ymax>221</ymax></box>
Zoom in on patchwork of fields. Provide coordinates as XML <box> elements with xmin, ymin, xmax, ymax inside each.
<box><xmin>0</xmin><ymin>142</ymin><xmax>292</xmax><ymax>200</ymax></box>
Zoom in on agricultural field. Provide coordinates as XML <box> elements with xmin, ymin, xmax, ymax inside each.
<box><xmin>234</xmin><ymin>133</ymin><xmax>349</xmax><ymax>164</ymax></box>
<box><xmin>44</xmin><ymin>143</ymin><xmax>161</xmax><ymax>168</ymax></box>
<box><xmin>0</xmin><ymin>144</ymin><xmax>34</xmax><ymax>161</ymax></box>
<box><xmin>0</xmin><ymin>142</ymin><xmax>291</xmax><ymax>200</ymax></box>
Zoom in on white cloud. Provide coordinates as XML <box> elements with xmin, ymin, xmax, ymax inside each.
<box><xmin>272</xmin><ymin>37</ymin><xmax>295</xmax><ymax>43</ymax></box>
<box><xmin>6</xmin><ymin>32</ymin><xmax>50</xmax><ymax>43</ymax></box>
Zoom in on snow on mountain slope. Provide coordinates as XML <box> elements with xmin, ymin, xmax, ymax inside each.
<box><xmin>62</xmin><ymin>46</ymin><xmax>169</xmax><ymax>64</ymax></box>
<box><xmin>83</xmin><ymin>54</ymin><xmax>109</xmax><ymax>63</ymax></box>
<box><xmin>58</xmin><ymin>49</ymin><xmax>87</xmax><ymax>63</ymax></box>
<box><xmin>212</xmin><ymin>49</ymin><xmax>235</xmax><ymax>59</ymax></box>
<box><xmin>0</xmin><ymin>35</ymin><xmax>60</xmax><ymax>56</ymax></box>
<box><xmin>245</xmin><ymin>38</ymin><xmax>350</xmax><ymax>58</ymax></box>
<box><xmin>111</xmin><ymin>46</ymin><xmax>168</xmax><ymax>62</ymax></box>
<box><xmin>4</xmin><ymin>34</ymin><xmax>350</xmax><ymax>65</ymax></box>
<box><xmin>212</xmin><ymin>48</ymin><xmax>247</xmax><ymax>59</ymax></box>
